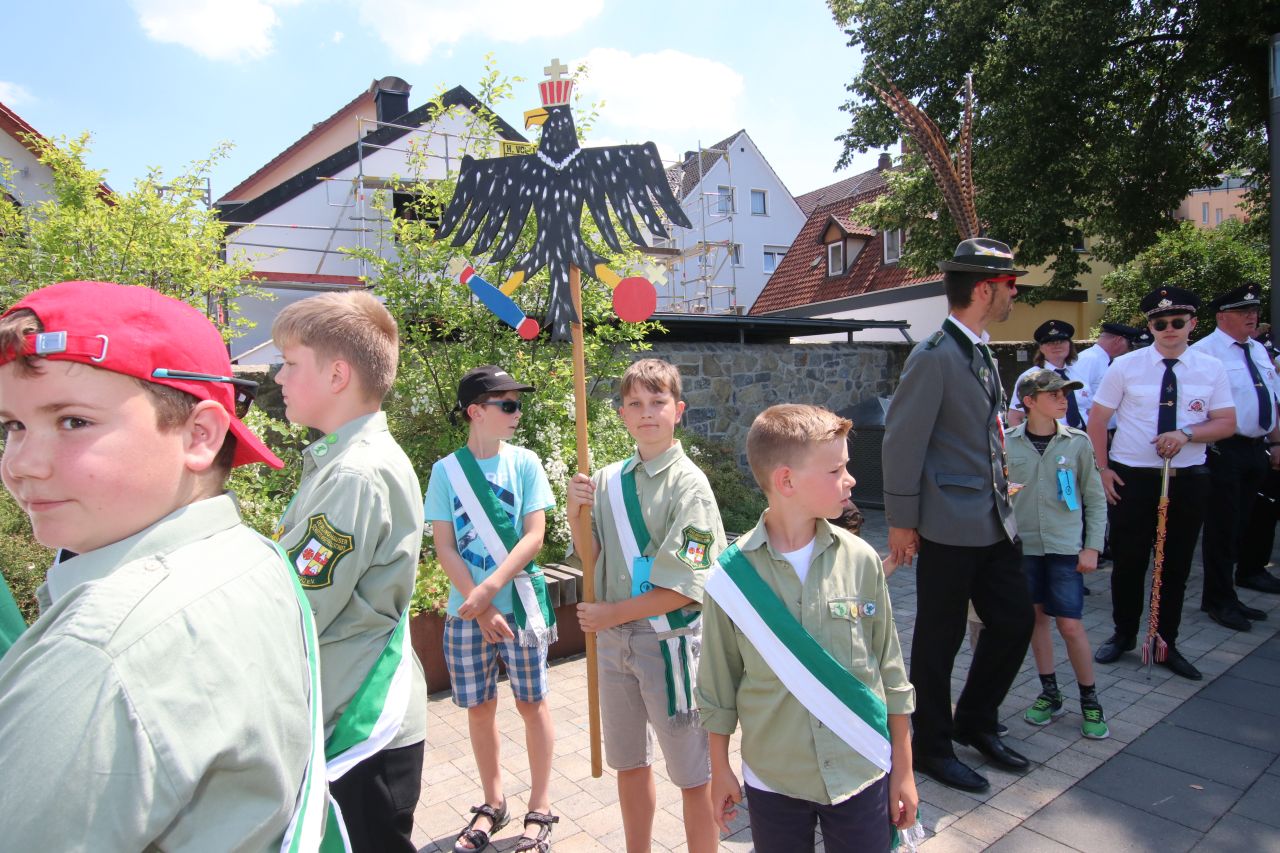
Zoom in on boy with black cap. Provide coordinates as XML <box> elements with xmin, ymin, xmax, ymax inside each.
<box><xmin>1008</xmin><ymin>320</ymin><xmax>1092</xmax><ymax>429</ymax></box>
<box><xmin>1190</xmin><ymin>282</ymin><xmax>1280</xmax><ymax>628</ymax></box>
<box><xmin>0</xmin><ymin>281</ymin><xmax>323</xmax><ymax>850</ymax></box>
<box><xmin>1007</xmin><ymin>370</ymin><xmax>1108</xmax><ymax>738</ymax></box>
<box><xmin>272</xmin><ymin>291</ymin><xmax>429</xmax><ymax>851</ymax></box>
<box><xmin>424</xmin><ymin>364</ymin><xmax>558</xmax><ymax>853</ymax></box>
<box><xmin>1087</xmin><ymin>286</ymin><xmax>1236</xmax><ymax>680</ymax></box>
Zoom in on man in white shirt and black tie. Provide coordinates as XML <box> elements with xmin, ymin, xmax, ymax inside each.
<box><xmin>1190</xmin><ymin>283</ymin><xmax>1280</xmax><ymax>630</ymax></box>
<box><xmin>1086</xmin><ymin>286</ymin><xmax>1236</xmax><ymax>680</ymax></box>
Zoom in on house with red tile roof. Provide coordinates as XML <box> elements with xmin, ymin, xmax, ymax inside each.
<box><xmin>750</xmin><ymin>158</ymin><xmax>1112</xmax><ymax>343</ymax></box>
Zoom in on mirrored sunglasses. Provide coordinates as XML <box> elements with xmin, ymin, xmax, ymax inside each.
<box><xmin>152</xmin><ymin>368</ymin><xmax>257</xmax><ymax>418</ymax></box>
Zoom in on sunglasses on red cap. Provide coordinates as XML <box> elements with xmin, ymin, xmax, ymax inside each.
<box><xmin>151</xmin><ymin>368</ymin><xmax>257</xmax><ymax>418</ymax></box>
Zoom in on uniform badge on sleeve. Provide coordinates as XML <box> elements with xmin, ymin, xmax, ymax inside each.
<box><xmin>676</xmin><ymin>526</ymin><xmax>714</xmax><ymax>570</ymax></box>
<box><xmin>288</xmin><ymin>514</ymin><xmax>354</xmax><ymax>589</ymax></box>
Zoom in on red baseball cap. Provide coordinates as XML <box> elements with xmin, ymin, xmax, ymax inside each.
<box><xmin>1</xmin><ymin>281</ymin><xmax>283</xmax><ymax>469</ymax></box>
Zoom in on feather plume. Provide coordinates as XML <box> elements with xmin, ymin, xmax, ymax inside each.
<box><xmin>870</xmin><ymin>69</ymin><xmax>980</xmax><ymax>240</ymax></box>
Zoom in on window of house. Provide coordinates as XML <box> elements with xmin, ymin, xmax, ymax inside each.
<box><xmin>1215</xmin><ymin>208</ymin><xmax>1223</xmax><ymax>225</ymax></box>
<box><xmin>751</xmin><ymin>189</ymin><xmax>768</xmax><ymax>216</ymax></box>
<box><xmin>827</xmin><ymin>241</ymin><xmax>844</xmax><ymax>276</ymax></box>
<box><xmin>716</xmin><ymin>186</ymin><xmax>735</xmax><ymax>214</ymax></box>
<box><xmin>393</xmin><ymin>191</ymin><xmax>441</xmax><ymax>227</ymax></box>
<box><xmin>730</xmin><ymin>243</ymin><xmax>743</xmax><ymax>266</ymax></box>
<box><xmin>1072</xmin><ymin>229</ymin><xmax>1086</xmax><ymax>252</ymax></box>
<box><xmin>1201</xmin><ymin>202</ymin><xmax>1209</xmax><ymax>223</ymax></box>
<box><xmin>883</xmin><ymin>228</ymin><xmax>902</xmax><ymax>264</ymax></box>
<box><xmin>763</xmin><ymin>246</ymin><xmax>786</xmax><ymax>273</ymax></box>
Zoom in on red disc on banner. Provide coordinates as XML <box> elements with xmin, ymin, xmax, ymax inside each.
<box><xmin>613</xmin><ymin>277</ymin><xmax>657</xmax><ymax>323</ymax></box>
<box><xmin>517</xmin><ymin>317</ymin><xmax>541</xmax><ymax>340</ymax></box>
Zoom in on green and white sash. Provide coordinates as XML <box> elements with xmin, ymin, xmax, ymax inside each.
<box><xmin>0</xmin><ymin>569</ymin><xmax>26</xmax><ymax>658</ymax></box>
<box><xmin>705</xmin><ymin>543</ymin><xmax>892</xmax><ymax>773</ymax></box>
<box><xmin>604</xmin><ymin>457</ymin><xmax>700</xmax><ymax>725</ymax></box>
<box><xmin>273</xmin><ymin>544</ymin><xmax>336</xmax><ymax>853</ymax></box>
<box><xmin>441</xmin><ymin>447</ymin><xmax>557</xmax><ymax>648</ymax></box>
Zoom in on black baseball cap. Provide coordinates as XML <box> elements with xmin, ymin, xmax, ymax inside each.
<box><xmin>455</xmin><ymin>364</ymin><xmax>535</xmax><ymax>411</ymax></box>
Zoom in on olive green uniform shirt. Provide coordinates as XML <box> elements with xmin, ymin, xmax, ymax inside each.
<box><xmin>278</xmin><ymin>411</ymin><xmax>428</xmax><ymax>748</ymax></box>
<box><xmin>0</xmin><ymin>495</ymin><xmax>312</xmax><ymax>852</ymax></box>
<box><xmin>1006</xmin><ymin>423</ymin><xmax>1107</xmax><ymax>556</ymax></box>
<box><xmin>589</xmin><ymin>441</ymin><xmax>727</xmax><ymax>605</ymax></box>
<box><xmin>697</xmin><ymin>515</ymin><xmax>915</xmax><ymax>804</ymax></box>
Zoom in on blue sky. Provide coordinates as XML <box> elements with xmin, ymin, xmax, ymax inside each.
<box><xmin>3</xmin><ymin>0</ymin><xmax>882</xmax><ymax>202</ymax></box>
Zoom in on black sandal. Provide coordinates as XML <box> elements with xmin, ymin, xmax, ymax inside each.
<box><xmin>513</xmin><ymin>810</ymin><xmax>559</xmax><ymax>852</ymax></box>
<box><xmin>453</xmin><ymin>799</ymin><xmax>509</xmax><ymax>853</ymax></box>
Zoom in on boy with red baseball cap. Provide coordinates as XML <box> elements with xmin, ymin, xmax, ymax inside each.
<box><xmin>0</xmin><ymin>281</ymin><xmax>327</xmax><ymax>851</ymax></box>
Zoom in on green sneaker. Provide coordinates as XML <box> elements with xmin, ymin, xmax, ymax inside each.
<box><xmin>1024</xmin><ymin>690</ymin><xmax>1066</xmax><ymax>726</ymax></box>
<box><xmin>1081</xmin><ymin>704</ymin><xmax>1110</xmax><ymax>739</ymax></box>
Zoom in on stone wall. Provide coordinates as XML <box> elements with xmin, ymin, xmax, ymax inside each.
<box><xmin>642</xmin><ymin>341</ymin><xmax>912</xmax><ymax>462</ymax></box>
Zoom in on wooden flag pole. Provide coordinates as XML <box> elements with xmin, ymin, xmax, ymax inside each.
<box><xmin>568</xmin><ymin>264</ymin><xmax>603</xmax><ymax>777</ymax></box>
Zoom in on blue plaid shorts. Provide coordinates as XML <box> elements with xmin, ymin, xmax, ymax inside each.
<box><xmin>443</xmin><ymin>614</ymin><xmax>550</xmax><ymax>708</ymax></box>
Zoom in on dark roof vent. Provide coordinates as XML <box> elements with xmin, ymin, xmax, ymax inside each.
<box><xmin>372</xmin><ymin>76</ymin><xmax>412</xmax><ymax>124</ymax></box>
<box><xmin>877</xmin><ymin>151</ymin><xmax>892</xmax><ymax>171</ymax></box>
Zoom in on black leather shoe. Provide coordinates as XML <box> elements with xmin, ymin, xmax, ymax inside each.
<box><xmin>1159</xmin><ymin>646</ymin><xmax>1202</xmax><ymax>681</ymax></box>
<box><xmin>915</xmin><ymin>755</ymin><xmax>990</xmax><ymax>792</ymax></box>
<box><xmin>1207</xmin><ymin>605</ymin><xmax>1252</xmax><ymax>631</ymax></box>
<box><xmin>1237</xmin><ymin>602</ymin><xmax>1267</xmax><ymax>621</ymax></box>
<box><xmin>953</xmin><ymin>731</ymin><xmax>1031</xmax><ymax>771</ymax></box>
<box><xmin>1094</xmin><ymin>633</ymin><xmax>1135</xmax><ymax>664</ymax></box>
<box><xmin>1238</xmin><ymin>571</ymin><xmax>1280</xmax><ymax>594</ymax></box>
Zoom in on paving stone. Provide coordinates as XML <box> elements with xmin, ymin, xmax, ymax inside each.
<box><xmin>1124</xmin><ymin>722</ymin><xmax>1272</xmax><ymax>790</ymax></box>
<box><xmin>1023</xmin><ymin>787</ymin><xmax>1201</xmax><ymax>852</ymax></box>
<box><xmin>1076</xmin><ymin>752</ymin><xmax>1241</xmax><ymax>832</ymax></box>
<box><xmin>1230</xmin><ymin>772</ymin><xmax>1280</xmax><ymax>830</ymax></box>
<box><xmin>948</xmin><ymin>803</ymin><xmax>1023</xmax><ymax>844</ymax></box>
<box><xmin>1166</xmin><ymin>697</ymin><xmax>1280</xmax><ymax>753</ymax></box>
<box><xmin>1197</xmin><ymin>673</ymin><xmax>1280</xmax><ymax>716</ymax></box>
<box><xmin>984</xmin><ymin>826</ymin><xmax>1079</xmax><ymax>852</ymax></box>
<box><xmin>1228</xmin><ymin>652</ymin><xmax>1280</xmax><ymax>687</ymax></box>
<box><xmin>987</xmin><ymin>767</ymin><xmax>1074</xmax><ymax>820</ymax></box>
<box><xmin>918</xmin><ymin>828</ymin><xmax>989</xmax><ymax>852</ymax></box>
<box><xmin>1191</xmin><ymin>813</ymin><xmax>1280</xmax><ymax>851</ymax></box>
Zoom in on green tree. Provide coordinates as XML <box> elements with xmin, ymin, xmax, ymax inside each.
<box><xmin>830</xmin><ymin>0</ymin><xmax>1279</xmax><ymax>289</ymax></box>
<box><xmin>1101</xmin><ymin>219</ymin><xmax>1271</xmax><ymax>337</ymax></box>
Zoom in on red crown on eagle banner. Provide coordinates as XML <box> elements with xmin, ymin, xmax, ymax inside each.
<box><xmin>539</xmin><ymin>57</ymin><xmax>573</xmax><ymax>107</ymax></box>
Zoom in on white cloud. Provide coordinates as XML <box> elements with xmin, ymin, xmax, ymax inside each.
<box><xmin>572</xmin><ymin>48</ymin><xmax>744</xmax><ymax>135</ymax></box>
<box><xmin>0</xmin><ymin>81</ymin><xmax>34</xmax><ymax>106</ymax></box>
<box><xmin>356</xmin><ymin>0</ymin><xmax>603</xmax><ymax>64</ymax></box>
<box><xmin>332</xmin><ymin>30</ymin><xmax>344</xmax><ymax>44</ymax></box>
<box><xmin>130</xmin><ymin>0</ymin><xmax>301</xmax><ymax>61</ymax></box>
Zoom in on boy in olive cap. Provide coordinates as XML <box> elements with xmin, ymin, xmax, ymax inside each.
<box><xmin>1008</xmin><ymin>370</ymin><xmax>1109</xmax><ymax>738</ymax></box>
<box><xmin>0</xmin><ymin>281</ymin><xmax>323</xmax><ymax>851</ymax></box>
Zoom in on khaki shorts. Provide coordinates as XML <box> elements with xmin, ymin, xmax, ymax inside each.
<box><xmin>597</xmin><ymin>619</ymin><xmax>711</xmax><ymax>788</ymax></box>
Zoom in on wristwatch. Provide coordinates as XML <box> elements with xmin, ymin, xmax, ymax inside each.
<box><xmin>1180</xmin><ymin>426</ymin><xmax>1195</xmax><ymax>441</ymax></box>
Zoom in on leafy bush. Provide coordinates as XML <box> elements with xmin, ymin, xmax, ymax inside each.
<box><xmin>680</xmin><ymin>429</ymin><xmax>768</xmax><ymax>535</ymax></box>
<box><xmin>0</xmin><ymin>491</ymin><xmax>52</xmax><ymax>624</ymax></box>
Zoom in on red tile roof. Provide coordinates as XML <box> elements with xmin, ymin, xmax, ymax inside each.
<box><xmin>794</xmin><ymin>168</ymin><xmax>889</xmax><ymax>215</ymax></box>
<box><xmin>749</xmin><ymin>177</ymin><xmax>937</xmax><ymax>316</ymax></box>
<box><xmin>248</xmin><ymin>270</ymin><xmax>366</xmax><ymax>287</ymax></box>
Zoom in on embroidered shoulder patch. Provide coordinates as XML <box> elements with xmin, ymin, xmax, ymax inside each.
<box><xmin>676</xmin><ymin>525</ymin><xmax>714</xmax><ymax>569</ymax></box>
<box><xmin>288</xmin><ymin>514</ymin><xmax>355</xmax><ymax>589</ymax></box>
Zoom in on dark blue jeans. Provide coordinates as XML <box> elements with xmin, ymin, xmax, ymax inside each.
<box><xmin>746</xmin><ymin>775</ymin><xmax>890</xmax><ymax>853</ymax></box>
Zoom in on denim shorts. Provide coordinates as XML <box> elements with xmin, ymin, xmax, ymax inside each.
<box><xmin>443</xmin><ymin>614</ymin><xmax>550</xmax><ymax>708</ymax></box>
<box><xmin>1023</xmin><ymin>553</ymin><xmax>1085</xmax><ymax>619</ymax></box>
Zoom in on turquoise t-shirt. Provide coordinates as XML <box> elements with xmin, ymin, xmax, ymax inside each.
<box><xmin>424</xmin><ymin>443</ymin><xmax>555</xmax><ymax>617</ymax></box>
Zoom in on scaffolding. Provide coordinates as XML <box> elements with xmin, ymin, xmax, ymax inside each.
<box><xmin>651</xmin><ymin>141</ymin><xmax>740</xmax><ymax>314</ymax></box>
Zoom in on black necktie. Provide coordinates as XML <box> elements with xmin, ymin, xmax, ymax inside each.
<box><xmin>1055</xmin><ymin>368</ymin><xmax>1084</xmax><ymax>428</ymax></box>
<box><xmin>1158</xmin><ymin>358</ymin><xmax>1179</xmax><ymax>435</ymax></box>
<box><xmin>1236</xmin><ymin>341</ymin><xmax>1273</xmax><ymax>431</ymax></box>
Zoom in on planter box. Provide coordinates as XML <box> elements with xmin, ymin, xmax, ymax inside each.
<box><xmin>409</xmin><ymin>564</ymin><xmax>587</xmax><ymax>695</ymax></box>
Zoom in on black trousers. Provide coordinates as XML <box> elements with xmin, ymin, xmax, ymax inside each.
<box><xmin>746</xmin><ymin>776</ymin><xmax>890</xmax><ymax>853</ymax></box>
<box><xmin>329</xmin><ymin>741</ymin><xmax>425</xmax><ymax>853</ymax></box>
<box><xmin>1202</xmin><ymin>438</ymin><xmax>1269</xmax><ymax>610</ymax></box>
<box><xmin>1107</xmin><ymin>463</ymin><xmax>1210</xmax><ymax>644</ymax></box>
<box><xmin>1240</xmin><ymin>467</ymin><xmax>1280</xmax><ymax>577</ymax></box>
<box><xmin>910</xmin><ymin>536</ymin><xmax>1033</xmax><ymax>759</ymax></box>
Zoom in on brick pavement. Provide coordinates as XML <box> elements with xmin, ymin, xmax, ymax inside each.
<box><xmin>411</xmin><ymin>509</ymin><xmax>1280</xmax><ymax>852</ymax></box>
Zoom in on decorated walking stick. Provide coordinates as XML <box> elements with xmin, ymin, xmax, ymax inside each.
<box><xmin>1143</xmin><ymin>458</ymin><xmax>1173</xmax><ymax>670</ymax></box>
<box><xmin>436</xmin><ymin>59</ymin><xmax>692</xmax><ymax>777</ymax></box>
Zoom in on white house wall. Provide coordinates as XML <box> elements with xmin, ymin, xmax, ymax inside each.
<box><xmin>0</xmin><ymin>134</ymin><xmax>55</xmax><ymax>205</ymax></box>
<box><xmin>665</xmin><ymin>132</ymin><xmax>804</xmax><ymax>315</ymax></box>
